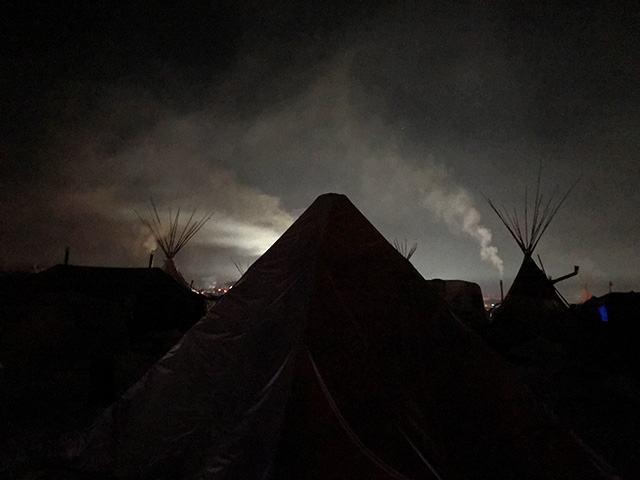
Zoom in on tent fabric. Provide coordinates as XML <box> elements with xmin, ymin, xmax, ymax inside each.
<box><xmin>162</xmin><ymin>257</ymin><xmax>190</xmax><ymax>288</ymax></box>
<box><xmin>77</xmin><ymin>193</ymin><xmax>606</xmax><ymax>479</ymax></box>
<box><xmin>489</xmin><ymin>254</ymin><xmax>568</xmax><ymax>350</ymax></box>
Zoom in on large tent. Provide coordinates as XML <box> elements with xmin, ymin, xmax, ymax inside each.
<box><xmin>76</xmin><ymin>193</ymin><xmax>606</xmax><ymax>479</ymax></box>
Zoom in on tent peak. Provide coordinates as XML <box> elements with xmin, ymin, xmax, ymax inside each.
<box><xmin>135</xmin><ymin>199</ymin><xmax>214</xmax><ymax>260</ymax></box>
<box><xmin>484</xmin><ymin>170</ymin><xmax>579</xmax><ymax>255</ymax></box>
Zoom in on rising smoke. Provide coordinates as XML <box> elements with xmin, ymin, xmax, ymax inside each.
<box><xmin>2</xmin><ymin>5</ymin><xmax>508</xmax><ymax>284</ymax></box>
<box><xmin>360</xmin><ymin>153</ymin><xmax>504</xmax><ymax>277</ymax></box>
<box><xmin>285</xmin><ymin>51</ymin><xmax>506</xmax><ymax>277</ymax></box>
<box><xmin>422</xmin><ymin>185</ymin><xmax>504</xmax><ymax>277</ymax></box>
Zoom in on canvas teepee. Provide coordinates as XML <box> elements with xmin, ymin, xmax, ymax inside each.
<box><xmin>136</xmin><ymin>200</ymin><xmax>213</xmax><ymax>287</ymax></box>
<box><xmin>485</xmin><ymin>173</ymin><xmax>578</xmax><ymax>349</ymax></box>
<box><xmin>77</xmin><ymin>194</ymin><xmax>605</xmax><ymax>480</ymax></box>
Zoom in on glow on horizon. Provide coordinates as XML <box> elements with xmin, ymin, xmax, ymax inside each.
<box><xmin>201</xmin><ymin>215</ymin><xmax>292</xmax><ymax>256</ymax></box>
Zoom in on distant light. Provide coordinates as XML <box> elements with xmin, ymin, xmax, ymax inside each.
<box><xmin>598</xmin><ymin>305</ymin><xmax>609</xmax><ymax>323</ymax></box>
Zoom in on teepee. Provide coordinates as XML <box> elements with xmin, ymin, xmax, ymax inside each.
<box><xmin>485</xmin><ymin>172</ymin><xmax>578</xmax><ymax>349</ymax></box>
<box><xmin>78</xmin><ymin>194</ymin><xmax>603</xmax><ymax>480</ymax></box>
<box><xmin>136</xmin><ymin>200</ymin><xmax>213</xmax><ymax>287</ymax></box>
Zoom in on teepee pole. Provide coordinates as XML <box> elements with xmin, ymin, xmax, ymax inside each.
<box><xmin>484</xmin><ymin>171</ymin><xmax>579</xmax><ymax>256</ymax></box>
<box><xmin>135</xmin><ymin>200</ymin><xmax>214</xmax><ymax>282</ymax></box>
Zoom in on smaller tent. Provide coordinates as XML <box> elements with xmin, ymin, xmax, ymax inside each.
<box><xmin>485</xmin><ymin>175</ymin><xmax>577</xmax><ymax>350</ymax></box>
<box><xmin>31</xmin><ymin>265</ymin><xmax>206</xmax><ymax>334</ymax></box>
<box><xmin>489</xmin><ymin>254</ymin><xmax>568</xmax><ymax>349</ymax></box>
<box><xmin>426</xmin><ymin>279</ymin><xmax>488</xmax><ymax>333</ymax></box>
<box><xmin>0</xmin><ymin>265</ymin><xmax>207</xmax><ymax>477</ymax></box>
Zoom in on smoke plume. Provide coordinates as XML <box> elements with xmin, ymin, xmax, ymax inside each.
<box><xmin>422</xmin><ymin>186</ymin><xmax>503</xmax><ymax>277</ymax></box>
<box><xmin>361</xmin><ymin>153</ymin><xmax>504</xmax><ymax>277</ymax></box>
<box><xmin>289</xmin><ymin>52</ymin><xmax>505</xmax><ymax>276</ymax></box>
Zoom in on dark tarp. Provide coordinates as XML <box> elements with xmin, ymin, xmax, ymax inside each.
<box><xmin>0</xmin><ymin>267</ymin><xmax>206</xmax><ymax>476</ymax></box>
<box><xmin>575</xmin><ymin>292</ymin><xmax>640</xmax><ymax>373</ymax></box>
<box><xmin>76</xmin><ymin>193</ymin><xmax>607</xmax><ymax>479</ymax></box>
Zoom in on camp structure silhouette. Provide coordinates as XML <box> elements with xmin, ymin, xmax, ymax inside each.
<box><xmin>77</xmin><ymin>193</ymin><xmax>605</xmax><ymax>479</ymax></box>
<box><xmin>485</xmin><ymin>175</ymin><xmax>579</xmax><ymax>350</ymax></box>
<box><xmin>136</xmin><ymin>200</ymin><xmax>214</xmax><ymax>287</ymax></box>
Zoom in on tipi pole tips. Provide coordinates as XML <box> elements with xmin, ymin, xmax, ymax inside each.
<box><xmin>135</xmin><ymin>199</ymin><xmax>214</xmax><ymax>261</ymax></box>
<box><xmin>484</xmin><ymin>170</ymin><xmax>579</xmax><ymax>256</ymax></box>
<box><xmin>136</xmin><ymin>200</ymin><xmax>214</xmax><ymax>284</ymax></box>
<box><xmin>392</xmin><ymin>238</ymin><xmax>418</xmax><ymax>260</ymax></box>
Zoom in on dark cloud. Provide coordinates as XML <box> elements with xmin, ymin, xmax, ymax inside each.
<box><xmin>1</xmin><ymin>2</ymin><xmax>638</xmax><ymax>300</ymax></box>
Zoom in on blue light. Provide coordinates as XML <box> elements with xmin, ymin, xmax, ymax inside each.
<box><xmin>598</xmin><ymin>305</ymin><xmax>609</xmax><ymax>323</ymax></box>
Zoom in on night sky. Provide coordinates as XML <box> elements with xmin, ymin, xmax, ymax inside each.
<box><xmin>2</xmin><ymin>1</ymin><xmax>638</xmax><ymax>301</ymax></box>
